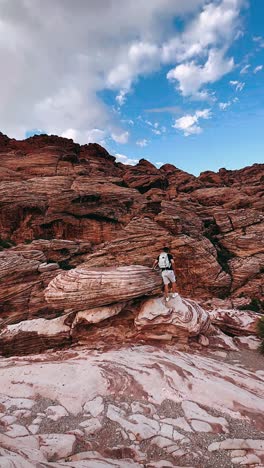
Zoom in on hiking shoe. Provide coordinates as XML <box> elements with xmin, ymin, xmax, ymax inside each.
<box><xmin>172</xmin><ymin>293</ymin><xmax>178</xmax><ymax>298</ymax></box>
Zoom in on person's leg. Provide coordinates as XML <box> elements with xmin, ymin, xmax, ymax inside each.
<box><xmin>168</xmin><ymin>271</ymin><xmax>178</xmax><ymax>297</ymax></box>
<box><xmin>161</xmin><ymin>271</ymin><xmax>170</xmax><ymax>301</ymax></box>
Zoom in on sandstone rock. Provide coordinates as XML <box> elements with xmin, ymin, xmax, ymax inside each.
<box><xmin>45</xmin><ymin>265</ymin><xmax>162</xmax><ymax>311</ymax></box>
<box><xmin>234</xmin><ymin>335</ymin><xmax>261</xmax><ymax>350</ymax></box>
<box><xmin>208</xmin><ymin>308</ymin><xmax>259</xmax><ymax>335</ymax></box>
<box><xmin>72</xmin><ymin>303</ymin><xmax>126</xmax><ymax>326</ymax></box>
<box><xmin>0</xmin><ymin>250</ymin><xmax>64</xmax><ymax>326</ymax></box>
<box><xmin>135</xmin><ymin>295</ymin><xmax>211</xmax><ymax>340</ymax></box>
<box><xmin>0</xmin><ymin>343</ymin><xmax>264</xmax><ymax>466</ymax></box>
<box><xmin>0</xmin><ymin>132</ymin><xmax>263</xmax><ymax>305</ymax></box>
<box><xmin>0</xmin><ymin>315</ymin><xmax>72</xmax><ymax>356</ymax></box>
<box><xmin>38</xmin><ymin>262</ymin><xmax>59</xmax><ymax>273</ymax></box>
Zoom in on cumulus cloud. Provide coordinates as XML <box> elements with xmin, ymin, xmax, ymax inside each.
<box><xmin>0</xmin><ymin>0</ymin><xmax>245</xmax><ymax>140</ymax></box>
<box><xmin>0</xmin><ymin>0</ymin><xmax>207</xmax><ymax>140</ymax></box>
<box><xmin>115</xmin><ymin>153</ymin><xmax>139</xmax><ymax>165</ymax></box>
<box><xmin>164</xmin><ymin>0</ymin><xmax>244</xmax><ymax>98</ymax></box>
<box><xmin>136</xmin><ymin>139</ymin><xmax>148</xmax><ymax>147</ymax></box>
<box><xmin>173</xmin><ymin>108</ymin><xmax>212</xmax><ymax>136</ymax></box>
<box><xmin>167</xmin><ymin>49</ymin><xmax>234</xmax><ymax>97</ymax></box>
<box><xmin>61</xmin><ymin>128</ymin><xmax>106</xmax><ymax>145</ymax></box>
<box><xmin>163</xmin><ymin>0</ymin><xmax>243</xmax><ymax>63</ymax></box>
<box><xmin>254</xmin><ymin>65</ymin><xmax>263</xmax><ymax>73</ymax></box>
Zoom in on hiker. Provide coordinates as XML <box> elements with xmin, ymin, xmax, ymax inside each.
<box><xmin>153</xmin><ymin>247</ymin><xmax>178</xmax><ymax>302</ymax></box>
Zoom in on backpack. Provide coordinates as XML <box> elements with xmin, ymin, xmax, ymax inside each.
<box><xmin>158</xmin><ymin>252</ymin><xmax>170</xmax><ymax>269</ymax></box>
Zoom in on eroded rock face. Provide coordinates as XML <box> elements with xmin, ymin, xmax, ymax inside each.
<box><xmin>0</xmin><ymin>132</ymin><xmax>263</xmax><ymax>307</ymax></box>
<box><xmin>135</xmin><ymin>295</ymin><xmax>212</xmax><ymax>340</ymax></box>
<box><xmin>0</xmin><ymin>250</ymin><xmax>59</xmax><ymax>325</ymax></box>
<box><xmin>208</xmin><ymin>308</ymin><xmax>259</xmax><ymax>336</ymax></box>
<box><xmin>45</xmin><ymin>265</ymin><xmax>162</xmax><ymax>311</ymax></box>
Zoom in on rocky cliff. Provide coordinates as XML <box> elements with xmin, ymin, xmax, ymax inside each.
<box><xmin>0</xmin><ymin>132</ymin><xmax>264</xmax><ymax>467</ymax></box>
<box><xmin>0</xmin><ymin>132</ymin><xmax>263</xmax><ymax>313</ymax></box>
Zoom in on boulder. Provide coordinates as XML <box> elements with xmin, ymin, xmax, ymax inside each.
<box><xmin>45</xmin><ymin>265</ymin><xmax>162</xmax><ymax>311</ymax></box>
<box><xmin>208</xmin><ymin>308</ymin><xmax>259</xmax><ymax>336</ymax></box>
<box><xmin>135</xmin><ymin>295</ymin><xmax>212</xmax><ymax>341</ymax></box>
<box><xmin>0</xmin><ymin>315</ymin><xmax>72</xmax><ymax>356</ymax></box>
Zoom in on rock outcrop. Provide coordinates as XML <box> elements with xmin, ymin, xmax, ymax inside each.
<box><xmin>135</xmin><ymin>295</ymin><xmax>212</xmax><ymax>341</ymax></box>
<box><xmin>0</xmin><ymin>132</ymin><xmax>263</xmax><ymax>309</ymax></box>
<box><xmin>0</xmin><ymin>344</ymin><xmax>263</xmax><ymax>467</ymax></box>
<box><xmin>45</xmin><ymin>265</ymin><xmax>162</xmax><ymax>311</ymax></box>
<box><xmin>0</xmin><ymin>132</ymin><xmax>263</xmax><ymax>467</ymax></box>
<box><xmin>208</xmin><ymin>308</ymin><xmax>259</xmax><ymax>336</ymax></box>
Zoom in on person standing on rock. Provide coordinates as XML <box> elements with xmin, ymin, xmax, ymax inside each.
<box><xmin>153</xmin><ymin>247</ymin><xmax>178</xmax><ymax>302</ymax></box>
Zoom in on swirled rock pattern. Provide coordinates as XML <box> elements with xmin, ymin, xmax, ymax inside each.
<box><xmin>0</xmin><ymin>344</ymin><xmax>263</xmax><ymax>467</ymax></box>
<box><xmin>45</xmin><ymin>265</ymin><xmax>162</xmax><ymax>311</ymax></box>
<box><xmin>135</xmin><ymin>295</ymin><xmax>212</xmax><ymax>340</ymax></box>
<box><xmin>0</xmin><ymin>132</ymin><xmax>263</xmax><ymax>307</ymax></box>
<box><xmin>208</xmin><ymin>308</ymin><xmax>259</xmax><ymax>336</ymax></box>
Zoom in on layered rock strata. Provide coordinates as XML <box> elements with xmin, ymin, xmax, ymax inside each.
<box><xmin>0</xmin><ymin>132</ymin><xmax>263</xmax><ymax>307</ymax></box>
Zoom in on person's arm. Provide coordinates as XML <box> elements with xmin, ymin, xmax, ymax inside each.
<box><xmin>171</xmin><ymin>258</ymin><xmax>177</xmax><ymax>275</ymax></box>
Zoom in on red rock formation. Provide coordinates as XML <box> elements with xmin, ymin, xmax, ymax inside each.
<box><xmin>0</xmin><ymin>132</ymin><xmax>263</xmax><ymax>309</ymax></box>
<box><xmin>208</xmin><ymin>308</ymin><xmax>259</xmax><ymax>336</ymax></box>
<box><xmin>135</xmin><ymin>295</ymin><xmax>212</xmax><ymax>341</ymax></box>
<box><xmin>45</xmin><ymin>265</ymin><xmax>162</xmax><ymax>311</ymax></box>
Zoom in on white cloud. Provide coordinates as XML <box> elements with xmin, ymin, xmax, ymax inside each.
<box><xmin>115</xmin><ymin>153</ymin><xmax>139</xmax><ymax>165</ymax></box>
<box><xmin>254</xmin><ymin>65</ymin><xmax>263</xmax><ymax>74</ymax></box>
<box><xmin>219</xmin><ymin>101</ymin><xmax>231</xmax><ymax>110</ymax></box>
<box><xmin>0</xmin><ymin>0</ymin><xmax>245</xmax><ymax>139</ymax></box>
<box><xmin>111</xmin><ymin>131</ymin><xmax>129</xmax><ymax>144</ymax></box>
<box><xmin>230</xmin><ymin>80</ymin><xmax>245</xmax><ymax>91</ymax></box>
<box><xmin>136</xmin><ymin>139</ymin><xmax>148</xmax><ymax>147</ymax></box>
<box><xmin>155</xmin><ymin>161</ymin><xmax>164</xmax><ymax>167</ymax></box>
<box><xmin>219</xmin><ymin>96</ymin><xmax>239</xmax><ymax>110</ymax></box>
<box><xmin>167</xmin><ymin>49</ymin><xmax>234</xmax><ymax>98</ymax></box>
<box><xmin>121</xmin><ymin>119</ymin><xmax>134</xmax><ymax>126</ymax></box>
<box><xmin>61</xmin><ymin>128</ymin><xmax>106</xmax><ymax>145</ymax></box>
<box><xmin>240</xmin><ymin>64</ymin><xmax>250</xmax><ymax>74</ymax></box>
<box><xmin>173</xmin><ymin>108</ymin><xmax>212</xmax><ymax>136</ymax></box>
<box><xmin>253</xmin><ymin>36</ymin><xmax>264</xmax><ymax>48</ymax></box>
<box><xmin>116</xmin><ymin>90</ymin><xmax>128</xmax><ymax>106</ymax></box>
<box><xmin>163</xmin><ymin>0</ymin><xmax>243</xmax><ymax>63</ymax></box>
<box><xmin>152</xmin><ymin>129</ymin><xmax>161</xmax><ymax>135</ymax></box>
<box><xmin>0</xmin><ymin>0</ymin><xmax>206</xmax><ymax>140</ymax></box>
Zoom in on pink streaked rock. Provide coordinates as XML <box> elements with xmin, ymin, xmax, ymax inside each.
<box><xmin>208</xmin><ymin>308</ymin><xmax>259</xmax><ymax>336</ymax></box>
<box><xmin>135</xmin><ymin>295</ymin><xmax>212</xmax><ymax>339</ymax></box>
<box><xmin>0</xmin><ymin>344</ymin><xmax>263</xmax><ymax>466</ymax></box>
<box><xmin>45</xmin><ymin>265</ymin><xmax>162</xmax><ymax>311</ymax></box>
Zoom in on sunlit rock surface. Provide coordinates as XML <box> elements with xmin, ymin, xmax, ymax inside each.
<box><xmin>135</xmin><ymin>295</ymin><xmax>212</xmax><ymax>340</ymax></box>
<box><xmin>0</xmin><ymin>344</ymin><xmax>263</xmax><ymax>467</ymax></box>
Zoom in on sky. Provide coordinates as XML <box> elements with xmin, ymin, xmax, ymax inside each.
<box><xmin>0</xmin><ymin>0</ymin><xmax>263</xmax><ymax>175</ymax></box>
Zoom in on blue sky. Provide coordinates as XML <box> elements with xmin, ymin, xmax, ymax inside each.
<box><xmin>1</xmin><ymin>0</ymin><xmax>263</xmax><ymax>175</ymax></box>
